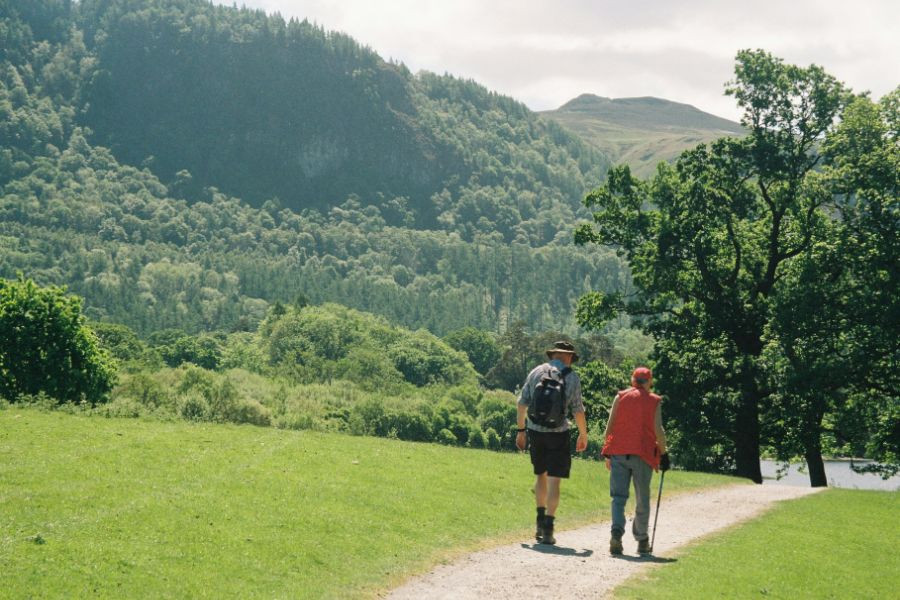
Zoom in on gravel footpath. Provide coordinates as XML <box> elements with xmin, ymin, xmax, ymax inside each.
<box><xmin>385</xmin><ymin>483</ymin><xmax>822</xmax><ymax>599</ymax></box>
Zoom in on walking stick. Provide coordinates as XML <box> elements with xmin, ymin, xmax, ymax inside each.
<box><xmin>649</xmin><ymin>470</ymin><xmax>665</xmax><ymax>553</ymax></box>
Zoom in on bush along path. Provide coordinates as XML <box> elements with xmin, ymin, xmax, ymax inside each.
<box><xmin>384</xmin><ymin>483</ymin><xmax>822</xmax><ymax>599</ymax></box>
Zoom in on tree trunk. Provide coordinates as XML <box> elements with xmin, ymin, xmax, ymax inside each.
<box><xmin>804</xmin><ymin>409</ymin><xmax>828</xmax><ymax>487</ymax></box>
<box><xmin>733</xmin><ymin>396</ymin><xmax>763</xmax><ymax>483</ymax></box>
<box><xmin>804</xmin><ymin>446</ymin><xmax>828</xmax><ymax>487</ymax></box>
<box><xmin>734</xmin><ymin>370</ymin><xmax>763</xmax><ymax>483</ymax></box>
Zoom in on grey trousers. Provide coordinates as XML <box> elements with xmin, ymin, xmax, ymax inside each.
<box><xmin>609</xmin><ymin>454</ymin><xmax>653</xmax><ymax>541</ymax></box>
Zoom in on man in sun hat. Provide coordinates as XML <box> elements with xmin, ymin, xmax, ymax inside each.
<box><xmin>601</xmin><ymin>366</ymin><xmax>670</xmax><ymax>555</ymax></box>
<box><xmin>516</xmin><ymin>341</ymin><xmax>588</xmax><ymax>545</ymax></box>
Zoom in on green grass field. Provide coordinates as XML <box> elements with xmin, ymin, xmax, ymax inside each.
<box><xmin>0</xmin><ymin>408</ymin><xmax>735</xmax><ymax>598</ymax></box>
<box><xmin>615</xmin><ymin>487</ymin><xmax>900</xmax><ymax>599</ymax></box>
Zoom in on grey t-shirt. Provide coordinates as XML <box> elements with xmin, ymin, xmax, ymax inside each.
<box><xmin>517</xmin><ymin>361</ymin><xmax>584</xmax><ymax>433</ymax></box>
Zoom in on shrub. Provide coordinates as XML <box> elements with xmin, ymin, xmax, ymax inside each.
<box><xmin>349</xmin><ymin>398</ymin><xmax>386</xmax><ymax>436</ymax></box>
<box><xmin>485</xmin><ymin>427</ymin><xmax>502</xmax><ymax>451</ymax></box>
<box><xmin>272</xmin><ymin>411</ymin><xmax>317</xmax><ymax>431</ymax></box>
<box><xmin>90</xmin><ymin>321</ymin><xmax>146</xmax><ymax>363</ymax></box>
<box><xmin>443</xmin><ymin>385</ymin><xmax>482</xmax><ymax>416</ymax></box>
<box><xmin>170</xmin><ymin>334</ymin><xmax>223</xmax><ymax>370</ymax></box>
<box><xmin>437</xmin><ymin>428</ymin><xmax>457</xmax><ymax>445</ymax></box>
<box><xmin>226</xmin><ymin>400</ymin><xmax>271</xmax><ymax>426</ymax></box>
<box><xmin>335</xmin><ymin>346</ymin><xmax>406</xmax><ymax>392</ymax></box>
<box><xmin>258</xmin><ymin>304</ymin><xmax>478</xmax><ymax>388</ymax></box>
<box><xmin>206</xmin><ymin>379</ymin><xmax>270</xmax><ymax>426</ymax></box>
<box><xmin>220</xmin><ymin>332</ymin><xmax>266</xmax><ymax>373</ymax></box>
<box><xmin>429</xmin><ymin>410</ymin><xmax>448</xmax><ymax>436</ymax></box>
<box><xmin>177</xmin><ymin>366</ymin><xmax>216</xmax><ymax>398</ymax></box>
<box><xmin>178</xmin><ymin>392</ymin><xmax>209</xmax><ymax>421</ymax></box>
<box><xmin>97</xmin><ymin>397</ymin><xmax>146</xmax><ymax>419</ymax></box>
<box><xmin>118</xmin><ymin>372</ymin><xmax>173</xmax><ymax>412</ymax></box>
<box><xmin>0</xmin><ymin>277</ymin><xmax>116</xmax><ymax>405</ymax></box>
<box><xmin>499</xmin><ymin>424</ymin><xmax>520</xmax><ymax>450</ymax></box>
<box><xmin>467</xmin><ymin>427</ymin><xmax>487</xmax><ymax>448</ymax></box>
<box><xmin>319</xmin><ymin>404</ymin><xmax>351</xmax><ymax>432</ymax></box>
<box><xmin>478</xmin><ymin>391</ymin><xmax>517</xmax><ymax>440</ymax></box>
<box><xmin>388</xmin><ymin>330</ymin><xmax>473</xmax><ymax>387</ymax></box>
<box><xmin>386</xmin><ymin>410</ymin><xmax>433</xmax><ymax>442</ymax></box>
<box><xmin>431</xmin><ymin>399</ymin><xmax>465</xmax><ymax>433</ymax></box>
<box><xmin>262</xmin><ymin>304</ymin><xmax>366</xmax><ymax>366</ymax></box>
<box><xmin>14</xmin><ymin>392</ymin><xmax>59</xmax><ymax>410</ymax></box>
<box><xmin>446</xmin><ymin>413</ymin><xmax>474</xmax><ymax>445</ymax></box>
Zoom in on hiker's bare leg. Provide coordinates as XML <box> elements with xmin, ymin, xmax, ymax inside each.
<box><xmin>546</xmin><ymin>476</ymin><xmax>561</xmax><ymax>516</ymax></box>
<box><xmin>535</xmin><ymin>472</ymin><xmax>548</xmax><ymax>508</ymax></box>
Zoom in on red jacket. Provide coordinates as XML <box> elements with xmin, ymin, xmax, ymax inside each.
<box><xmin>601</xmin><ymin>387</ymin><xmax>662</xmax><ymax>470</ymax></box>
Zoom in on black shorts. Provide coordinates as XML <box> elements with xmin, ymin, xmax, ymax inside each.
<box><xmin>528</xmin><ymin>430</ymin><xmax>572</xmax><ymax>478</ymax></box>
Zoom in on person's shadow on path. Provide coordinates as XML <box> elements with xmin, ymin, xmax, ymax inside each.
<box><xmin>612</xmin><ymin>554</ymin><xmax>677</xmax><ymax>564</ymax></box>
<box><xmin>520</xmin><ymin>543</ymin><xmax>594</xmax><ymax>557</ymax></box>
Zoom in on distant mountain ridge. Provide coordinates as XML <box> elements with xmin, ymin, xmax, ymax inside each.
<box><xmin>541</xmin><ymin>94</ymin><xmax>744</xmax><ymax>177</ymax></box>
<box><xmin>556</xmin><ymin>94</ymin><xmax>743</xmax><ymax>133</ymax></box>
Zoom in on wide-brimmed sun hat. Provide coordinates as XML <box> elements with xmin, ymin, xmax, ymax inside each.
<box><xmin>545</xmin><ymin>341</ymin><xmax>579</xmax><ymax>363</ymax></box>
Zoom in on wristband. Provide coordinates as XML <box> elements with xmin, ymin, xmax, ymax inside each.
<box><xmin>517</xmin><ymin>428</ymin><xmax>526</xmax><ymax>433</ymax></box>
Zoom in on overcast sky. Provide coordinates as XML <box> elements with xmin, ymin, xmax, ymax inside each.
<box><xmin>219</xmin><ymin>0</ymin><xmax>899</xmax><ymax>121</ymax></box>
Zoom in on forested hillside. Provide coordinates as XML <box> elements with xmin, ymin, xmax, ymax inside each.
<box><xmin>0</xmin><ymin>0</ymin><xmax>625</xmax><ymax>337</ymax></box>
<box><xmin>44</xmin><ymin>0</ymin><xmax>608</xmax><ymax>238</ymax></box>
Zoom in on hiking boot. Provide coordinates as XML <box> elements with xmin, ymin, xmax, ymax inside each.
<box><xmin>535</xmin><ymin>519</ymin><xmax>543</xmax><ymax>543</ymax></box>
<box><xmin>609</xmin><ymin>531</ymin><xmax>623</xmax><ymax>555</ymax></box>
<box><xmin>540</xmin><ymin>516</ymin><xmax>556</xmax><ymax>545</ymax></box>
<box><xmin>637</xmin><ymin>539</ymin><xmax>651</xmax><ymax>554</ymax></box>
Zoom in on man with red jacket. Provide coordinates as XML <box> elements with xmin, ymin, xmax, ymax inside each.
<box><xmin>601</xmin><ymin>366</ymin><xmax>670</xmax><ymax>555</ymax></box>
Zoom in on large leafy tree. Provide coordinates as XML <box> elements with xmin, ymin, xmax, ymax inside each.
<box><xmin>575</xmin><ymin>50</ymin><xmax>850</xmax><ymax>483</ymax></box>
<box><xmin>761</xmin><ymin>224</ymin><xmax>848</xmax><ymax>485</ymax></box>
<box><xmin>767</xmin><ymin>89</ymin><xmax>899</xmax><ymax>482</ymax></box>
<box><xmin>0</xmin><ymin>276</ymin><xmax>116</xmax><ymax>404</ymax></box>
<box><xmin>753</xmin><ymin>90</ymin><xmax>898</xmax><ymax>484</ymax></box>
<box><xmin>825</xmin><ymin>90</ymin><xmax>899</xmax><ymax>476</ymax></box>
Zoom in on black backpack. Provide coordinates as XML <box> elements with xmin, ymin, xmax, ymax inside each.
<box><xmin>528</xmin><ymin>365</ymin><xmax>571</xmax><ymax>428</ymax></box>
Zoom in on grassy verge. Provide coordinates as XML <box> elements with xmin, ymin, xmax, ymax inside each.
<box><xmin>615</xmin><ymin>487</ymin><xmax>899</xmax><ymax>599</ymax></box>
<box><xmin>0</xmin><ymin>408</ymin><xmax>736</xmax><ymax>598</ymax></box>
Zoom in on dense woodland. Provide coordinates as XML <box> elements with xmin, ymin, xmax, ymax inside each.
<box><xmin>0</xmin><ymin>0</ymin><xmax>627</xmax><ymax>338</ymax></box>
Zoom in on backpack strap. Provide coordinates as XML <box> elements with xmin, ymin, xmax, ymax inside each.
<box><xmin>559</xmin><ymin>366</ymin><xmax>572</xmax><ymax>411</ymax></box>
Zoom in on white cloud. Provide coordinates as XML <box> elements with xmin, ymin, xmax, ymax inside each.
<box><xmin>227</xmin><ymin>0</ymin><xmax>899</xmax><ymax>120</ymax></box>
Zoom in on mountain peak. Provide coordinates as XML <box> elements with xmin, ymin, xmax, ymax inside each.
<box><xmin>557</xmin><ymin>93</ymin><xmax>612</xmax><ymax>110</ymax></box>
<box><xmin>541</xmin><ymin>93</ymin><xmax>745</xmax><ymax>177</ymax></box>
<box><xmin>554</xmin><ymin>94</ymin><xmax>742</xmax><ymax>133</ymax></box>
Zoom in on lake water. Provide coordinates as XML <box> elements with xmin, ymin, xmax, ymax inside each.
<box><xmin>760</xmin><ymin>459</ymin><xmax>900</xmax><ymax>491</ymax></box>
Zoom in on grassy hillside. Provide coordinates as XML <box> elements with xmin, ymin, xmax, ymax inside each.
<box><xmin>541</xmin><ymin>94</ymin><xmax>744</xmax><ymax>177</ymax></box>
<box><xmin>616</xmin><ymin>488</ymin><xmax>899</xmax><ymax>599</ymax></box>
<box><xmin>0</xmin><ymin>408</ymin><xmax>736</xmax><ymax>598</ymax></box>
